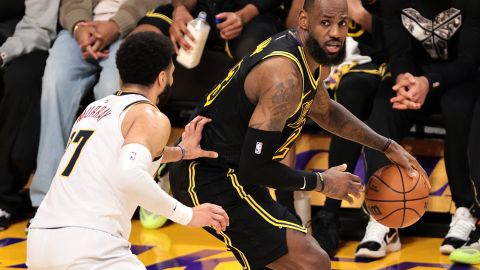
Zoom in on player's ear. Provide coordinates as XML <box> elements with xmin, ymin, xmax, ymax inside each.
<box><xmin>157</xmin><ymin>70</ymin><xmax>167</xmax><ymax>88</ymax></box>
<box><xmin>299</xmin><ymin>9</ymin><xmax>308</xmax><ymax>31</ymax></box>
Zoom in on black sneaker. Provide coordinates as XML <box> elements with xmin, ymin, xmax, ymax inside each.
<box><xmin>440</xmin><ymin>207</ymin><xmax>476</xmax><ymax>254</ymax></box>
<box><xmin>0</xmin><ymin>208</ymin><xmax>12</xmax><ymax>231</ymax></box>
<box><xmin>311</xmin><ymin>210</ymin><xmax>340</xmax><ymax>257</ymax></box>
<box><xmin>355</xmin><ymin>219</ymin><xmax>401</xmax><ymax>258</ymax></box>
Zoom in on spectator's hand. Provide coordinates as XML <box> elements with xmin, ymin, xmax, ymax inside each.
<box><xmin>216</xmin><ymin>12</ymin><xmax>243</xmax><ymax>40</ymax></box>
<box><xmin>320</xmin><ymin>164</ymin><xmax>364</xmax><ymax>204</ymax></box>
<box><xmin>170</xmin><ymin>5</ymin><xmax>195</xmax><ymax>52</ymax></box>
<box><xmin>383</xmin><ymin>140</ymin><xmax>430</xmax><ymax>187</ymax></box>
<box><xmin>391</xmin><ymin>73</ymin><xmax>429</xmax><ymax>110</ymax></box>
<box><xmin>74</xmin><ymin>23</ymin><xmax>99</xmax><ymax>59</ymax></box>
<box><xmin>179</xmin><ymin>116</ymin><xmax>218</xmax><ymax>160</ymax></box>
<box><xmin>79</xmin><ymin>21</ymin><xmax>120</xmax><ymax>51</ymax></box>
<box><xmin>188</xmin><ymin>203</ymin><xmax>229</xmax><ymax>233</ymax></box>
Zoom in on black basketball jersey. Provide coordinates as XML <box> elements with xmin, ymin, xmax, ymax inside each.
<box><xmin>193</xmin><ymin>30</ymin><xmax>320</xmax><ymax>168</ymax></box>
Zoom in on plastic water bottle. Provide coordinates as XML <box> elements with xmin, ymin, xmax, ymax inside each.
<box><xmin>176</xmin><ymin>11</ymin><xmax>210</xmax><ymax>69</ymax></box>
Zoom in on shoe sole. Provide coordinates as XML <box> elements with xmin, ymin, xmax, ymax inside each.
<box><xmin>440</xmin><ymin>244</ymin><xmax>455</xmax><ymax>255</ymax></box>
<box><xmin>449</xmin><ymin>249</ymin><xmax>480</xmax><ymax>264</ymax></box>
<box><xmin>355</xmin><ymin>240</ymin><xmax>402</xmax><ymax>259</ymax></box>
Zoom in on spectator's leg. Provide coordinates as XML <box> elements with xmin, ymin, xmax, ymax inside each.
<box><xmin>314</xmin><ymin>69</ymin><xmax>380</xmax><ymax>257</ymax></box>
<box><xmin>94</xmin><ymin>39</ymin><xmax>121</xmax><ymax>99</ymax></box>
<box><xmin>0</xmin><ymin>50</ymin><xmax>48</xmax><ymax>217</ymax></box>
<box><xmin>135</xmin><ymin>5</ymin><xmax>173</xmax><ymax>36</ymax></box>
<box><xmin>30</xmin><ymin>30</ymin><xmax>99</xmax><ymax>207</ymax></box>
<box><xmin>441</xmin><ymin>81</ymin><xmax>478</xmax><ymax>209</ymax></box>
<box><xmin>228</xmin><ymin>13</ymin><xmax>280</xmax><ymax>60</ymax></box>
<box><xmin>469</xmin><ymin>96</ymin><xmax>480</xmax><ymax>211</ymax></box>
<box><xmin>325</xmin><ymin>69</ymin><xmax>380</xmax><ymax>212</ymax></box>
<box><xmin>364</xmin><ymin>77</ymin><xmax>413</xmax><ymax>178</ymax></box>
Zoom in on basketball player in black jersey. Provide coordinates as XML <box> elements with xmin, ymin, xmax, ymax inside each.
<box><xmin>168</xmin><ymin>0</ymin><xmax>425</xmax><ymax>269</ymax></box>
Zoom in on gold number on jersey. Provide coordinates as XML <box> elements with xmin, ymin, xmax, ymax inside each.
<box><xmin>61</xmin><ymin>129</ymin><xmax>94</xmax><ymax>177</ymax></box>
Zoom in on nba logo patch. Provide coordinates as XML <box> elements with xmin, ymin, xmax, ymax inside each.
<box><xmin>130</xmin><ymin>151</ymin><xmax>136</xmax><ymax>160</ymax></box>
<box><xmin>255</xmin><ymin>142</ymin><xmax>263</xmax><ymax>154</ymax></box>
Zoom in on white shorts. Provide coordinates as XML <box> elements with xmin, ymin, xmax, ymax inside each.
<box><xmin>27</xmin><ymin>227</ymin><xmax>145</xmax><ymax>270</ymax></box>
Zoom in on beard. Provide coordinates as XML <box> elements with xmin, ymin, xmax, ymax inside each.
<box><xmin>157</xmin><ymin>83</ymin><xmax>172</xmax><ymax>108</ymax></box>
<box><xmin>305</xmin><ymin>34</ymin><xmax>346</xmax><ymax>66</ymax></box>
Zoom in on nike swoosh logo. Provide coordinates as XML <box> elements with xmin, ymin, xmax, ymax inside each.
<box><xmin>385</xmin><ymin>230</ymin><xmax>397</xmax><ymax>244</ymax></box>
<box><xmin>300</xmin><ymin>177</ymin><xmax>307</xmax><ymax>190</ymax></box>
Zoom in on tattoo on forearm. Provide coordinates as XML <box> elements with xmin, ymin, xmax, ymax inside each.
<box><xmin>326</xmin><ymin>101</ymin><xmax>385</xmax><ymax>151</ymax></box>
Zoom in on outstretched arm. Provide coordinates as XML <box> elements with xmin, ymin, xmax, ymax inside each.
<box><xmin>308</xmin><ymin>71</ymin><xmax>426</xmax><ymax>179</ymax></box>
<box><xmin>115</xmin><ymin>103</ymin><xmax>228</xmax><ymax>231</ymax></box>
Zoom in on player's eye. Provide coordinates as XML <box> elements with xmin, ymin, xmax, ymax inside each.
<box><xmin>321</xmin><ymin>20</ymin><xmax>331</xmax><ymax>27</ymax></box>
<box><xmin>339</xmin><ymin>20</ymin><xmax>348</xmax><ymax>27</ymax></box>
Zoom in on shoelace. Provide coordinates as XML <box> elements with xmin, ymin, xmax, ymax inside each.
<box><xmin>362</xmin><ymin>220</ymin><xmax>389</xmax><ymax>243</ymax></box>
<box><xmin>0</xmin><ymin>209</ymin><xmax>11</xmax><ymax>219</ymax></box>
<box><xmin>447</xmin><ymin>218</ymin><xmax>476</xmax><ymax>239</ymax></box>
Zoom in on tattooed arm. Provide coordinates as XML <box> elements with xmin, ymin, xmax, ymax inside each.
<box><xmin>238</xmin><ymin>58</ymin><xmax>363</xmax><ymax>203</ymax></box>
<box><xmin>308</xmin><ymin>68</ymin><xmax>425</xmax><ymax>178</ymax></box>
<box><xmin>245</xmin><ymin>57</ymin><xmax>302</xmax><ymax>131</ymax></box>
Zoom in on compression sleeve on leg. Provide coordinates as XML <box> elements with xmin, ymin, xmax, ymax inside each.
<box><xmin>239</xmin><ymin>127</ymin><xmax>318</xmax><ymax>191</ymax></box>
<box><xmin>114</xmin><ymin>143</ymin><xmax>192</xmax><ymax>225</ymax></box>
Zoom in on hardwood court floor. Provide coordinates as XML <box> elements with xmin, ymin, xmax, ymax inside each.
<box><xmin>1</xmin><ymin>219</ymin><xmax>479</xmax><ymax>270</ymax></box>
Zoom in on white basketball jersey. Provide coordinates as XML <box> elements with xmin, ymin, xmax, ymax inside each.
<box><xmin>31</xmin><ymin>93</ymin><xmax>161</xmax><ymax>239</ymax></box>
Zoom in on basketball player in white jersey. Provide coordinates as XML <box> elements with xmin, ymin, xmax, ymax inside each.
<box><xmin>26</xmin><ymin>31</ymin><xmax>229</xmax><ymax>269</ymax></box>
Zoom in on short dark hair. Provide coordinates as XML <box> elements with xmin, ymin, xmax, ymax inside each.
<box><xmin>303</xmin><ymin>0</ymin><xmax>315</xmax><ymax>11</ymax></box>
<box><xmin>116</xmin><ymin>31</ymin><xmax>174</xmax><ymax>87</ymax></box>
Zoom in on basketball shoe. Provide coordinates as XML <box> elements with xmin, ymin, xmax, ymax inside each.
<box><xmin>440</xmin><ymin>207</ymin><xmax>476</xmax><ymax>254</ymax></box>
<box><xmin>0</xmin><ymin>208</ymin><xmax>11</xmax><ymax>231</ymax></box>
<box><xmin>355</xmin><ymin>219</ymin><xmax>401</xmax><ymax>258</ymax></box>
<box><xmin>449</xmin><ymin>220</ymin><xmax>480</xmax><ymax>264</ymax></box>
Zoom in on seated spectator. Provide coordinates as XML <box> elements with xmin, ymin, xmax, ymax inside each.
<box><xmin>134</xmin><ymin>0</ymin><xmax>283</xmax><ymax>62</ymax></box>
<box><xmin>449</xmin><ymin>94</ymin><xmax>480</xmax><ymax>264</ymax></box>
<box><xmin>29</xmin><ymin>0</ymin><xmax>167</xmax><ymax>214</ymax></box>
<box><xmin>357</xmin><ymin>0</ymin><xmax>480</xmax><ymax>259</ymax></box>
<box><xmin>0</xmin><ymin>0</ymin><xmax>59</xmax><ymax>230</ymax></box>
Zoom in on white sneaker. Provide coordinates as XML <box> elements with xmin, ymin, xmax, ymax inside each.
<box><xmin>440</xmin><ymin>207</ymin><xmax>476</xmax><ymax>254</ymax></box>
<box><xmin>355</xmin><ymin>219</ymin><xmax>401</xmax><ymax>258</ymax></box>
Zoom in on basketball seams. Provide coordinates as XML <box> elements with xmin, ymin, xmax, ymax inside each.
<box><xmin>403</xmin><ymin>171</ymin><xmax>421</xmax><ymax>193</ymax></box>
<box><xmin>364</xmin><ymin>195</ymin><xmax>430</xmax><ymax>202</ymax></box>
<box><xmin>371</xmin><ymin>174</ymin><xmax>404</xmax><ymax>194</ymax></box>
<box><xmin>366</xmin><ymin>164</ymin><xmax>429</xmax><ymax>228</ymax></box>
<box><xmin>396</xmin><ymin>165</ymin><xmax>407</xmax><ymax>228</ymax></box>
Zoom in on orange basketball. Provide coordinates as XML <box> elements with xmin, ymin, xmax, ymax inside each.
<box><xmin>364</xmin><ymin>164</ymin><xmax>430</xmax><ymax>228</ymax></box>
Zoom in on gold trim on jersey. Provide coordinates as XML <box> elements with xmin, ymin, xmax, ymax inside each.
<box><xmin>227</xmin><ymin>169</ymin><xmax>307</xmax><ymax>233</ymax></box>
<box><xmin>272</xmin><ymin>127</ymin><xmax>302</xmax><ymax>160</ymax></box>
<box><xmin>145</xmin><ymin>10</ymin><xmax>172</xmax><ymax>24</ymax></box>
<box><xmin>298</xmin><ymin>46</ymin><xmax>320</xmax><ymax>88</ymax></box>
<box><xmin>204</xmin><ymin>59</ymin><xmax>243</xmax><ymax>107</ymax></box>
<box><xmin>187</xmin><ymin>162</ymin><xmax>251</xmax><ymax>270</ymax></box>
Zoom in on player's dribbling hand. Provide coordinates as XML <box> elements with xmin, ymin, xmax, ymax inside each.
<box><xmin>188</xmin><ymin>203</ymin><xmax>229</xmax><ymax>233</ymax></box>
<box><xmin>180</xmin><ymin>116</ymin><xmax>219</xmax><ymax>159</ymax></box>
<box><xmin>384</xmin><ymin>140</ymin><xmax>431</xmax><ymax>188</ymax></box>
<box><xmin>320</xmin><ymin>164</ymin><xmax>364</xmax><ymax>204</ymax></box>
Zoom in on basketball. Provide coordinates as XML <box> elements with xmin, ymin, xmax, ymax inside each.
<box><xmin>365</xmin><ymin>164</ymin><xmax>430</xmax><ymax>228</ymax></box>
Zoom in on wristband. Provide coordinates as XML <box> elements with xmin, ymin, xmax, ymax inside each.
<box><xmin>178</xmin><ymin>145</ymin><xmax>185</xmax><ymax>160</ymax></box>
<box><xmin>316</xmin><ymin>172</ymin><xmax>324</xmax><ymax>192</ymax></box>
<box><xmin>382</xmin><ymin>139</ymin><xmax>392</xmax><ymax>153</ymax></box>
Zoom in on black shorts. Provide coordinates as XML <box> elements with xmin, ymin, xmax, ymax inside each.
<box><xmin>169</xmin><ymin>160</ymin><xmax>306</xmax><ymax>270</ymax></box>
